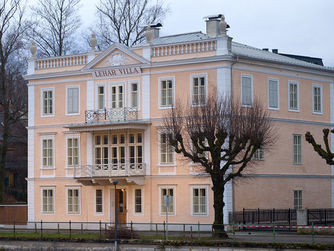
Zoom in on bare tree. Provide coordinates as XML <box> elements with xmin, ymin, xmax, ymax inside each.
<box><xmin>305</xmin><ymin>129</ymin><xmax>334</xmax><ymax>165</ymax></box>
<box><xmin>0</xmin><ymin>0</ymin><xmax>30</xmax><ymax>202</ymax></box>
<box><xmin>163</xmin><ymin>96</ymin><xmax>275</xmax><ymax>237</ymax></box>
<box><xmin>94</xmin><ymin>0</ymin><xmax>167</xmax><ymax>48</ymax></box>
<box><xmin>30</xmin><ymin>0</ymin><xmax>82</xmax><ymax>57</ymax></box>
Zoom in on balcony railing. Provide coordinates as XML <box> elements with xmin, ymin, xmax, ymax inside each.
<box><xmin>85</xmin><ymin>108</ymin><xmax>138</xmax><ymax>123</ymax></box>
<box><xmin>73</xmin><ymin>163</ymin><xmax>146</xmax><ymax>178</ymax></box>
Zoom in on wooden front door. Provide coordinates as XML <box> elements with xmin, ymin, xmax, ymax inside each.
<box><xmin>116</xmin><ymin>189</ymin><xmax>126</xmax><ymax>223</ymax></box>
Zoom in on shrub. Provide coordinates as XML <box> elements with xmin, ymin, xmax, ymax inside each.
<box><xmin>106</xmin><ymin>225</ymin><xmax>139</xmax><ymax>239</ymax></box>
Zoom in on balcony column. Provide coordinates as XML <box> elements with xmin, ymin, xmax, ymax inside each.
<box><xmin>87</xmin><ymin>132</ymin><xmax>93</xmax><ymax>166</ymax></box>
<box><xmin>109</xmin><ymin>187</ymin><xmax>116</xmax><ymax>223</ymax></box>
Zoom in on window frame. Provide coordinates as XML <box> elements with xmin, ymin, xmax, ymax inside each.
<box><xmin>241</xmin><ymin>74</ymin><xmax>253</xmax><ymax>107</ymax></box>
<box><xmin>253</xmin><ymin>148</ymin><xmax>265</xmax><ymax>161</ymax></box>
<box><xmin>158</xmin><ymin>131</ymin><xmax>175</xmax><ymax>166</ymax></box>
<box><xmin>40</xmin><ymin>87</ymin><xmax>55</xmax><ymax>117</ymax></box>
<box><xmin>128</xmin><ymin>80</ymin><xmax>140</xmax><ymax>110</ymax></box>
<box><xmin>65</xmin><ymin>134</ymin><xmax>80</xmax><ymax>169</ymax></box>
<box><xmin>94</xmin><ymin>188</ymin><xmax>104</xmax><ymax>215</ymax></box>
<box><xmin>66</xmin><ymin>187</ymin><xmax>81</xmax><ymax>215</ymax></box>
<box><xmin>191</xmin><ymin>185</ymin><xmax>209</xmax><ymax>216</ymax></box>
<box><xmin>293</xmin><ymin>134</ymin><xmax>302</xmax><ymax>165</ymax></box>
<box><xmin>159</xmin><ymin>186</ymin><xmax>176</xmax><ymax>216</ymax></box>
<box><xmin>288</xmin><ymin>81</ymin><xmax>300</xmax><ymax>112</ymax></box>
<box><xmin>109</xmin><ymin>82</ymin><xmax>126</xmax><ymax>109</ymax></box>
<box><xmin>133</xmin><ymin>187</ymin><xmax>144</xmax><ymax>216</ymax></box>
<box><xmin>40</xmin><ymin>135</ymin><xmax>55</xmax><ymax>170</ymax></box>
<box><xmin>190</xmin><ymin>73</ymin><xmax>208</xmax><ymax>107</ymax></box>
<box><xmin>40</xmin><ymin>187</ymin><xmax>55</xmax><ymax>214</ymax></box>
<box><xmin>66</xmin><ymin>85</ymin><xmax>80</xmax><ymax>116</ymax></box>
<box><xmin>312</xmin><ymin>84</ymin><xmax>323</xmax><ymax>114</ymax></box>
<box><xmin>293</xmin><ymin>190</ymin><xmax>303</xmax><ymax>210</ymax></box>
<box><xmin>267</xmin><ymin>78</ymin><xmax>280</xmax><ymax>110</ymax></box>
<box><xmin>158</xmin><ymin>76</ymin><xmax>175</xmax><ymax>109</ymax></box>
<box><xmin>95</xmin><ymin>83</ymin><xmax>106</xmax><ymax>110</ymax></box>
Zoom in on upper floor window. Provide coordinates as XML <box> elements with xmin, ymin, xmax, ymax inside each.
<box><xmin>41</xmin><ymin>136</ymin><xmax>54</xmax><ymax>169</ymax></box>
<box><xmin>130</xmin><ymin>82</ymin><xmax>138</xmax><ymax>108</ymax></box>
<box><xmin>293</xmin><ymin>134</ymin><xmax>302</xmax><ymax>165</ymax></box>
<box><xmin>97</xmin><ymin>85</ymin><xmax>105</xmax><ymax>110</ymax></box>
<box><xmin>253</xmin><ymin>148</ymin><xmax>264</xmax><ymax>161</ymax></box>
<box><xmin>312</xmin><ymin>84</ymin><xmax>322</xmax><ymax>114</ymax></box>
<box><xmin>160</xmin><ymin>133</ymin><xmax>174</xmax><ymax>165</ymax></box>
<box><xmin>241</xmin><ymin>74</ymin><xmax>253</xmax><ymax>106</ymax></box>
<box><xmin>66</xmin><ymin>86</ymin><xmax>80</xmax><ymax>115</ymax></box>
<box><xmin>191</xmin><ymin>75</ymin><xmax>207</xmax><ymax>106</ymax></box>
<box><xmin>111</xmin><ymin>85</ymin><xmax>124</xmax><ymax>109</ymax></box>
<box><xmin>159</xmin><ymin>78</ymin><xmax>174</xmax><ymax>108</ymax></box>
<box><xmin>288</xmin><ymin>81</ymin><xmax>299</xmax><ymax>111</ymax></box>
<box><xmin>268</xmin><ymin>78</ymin><xmax>279</xmax><ymax>109</ymax></box>
<box><xmin>67</xmin><ymin>136</ymin><xmax>79</xmax><ymax>167</ymax></box>
<box><xmin>41</xmin><ymin>88</ymin><xmax>54</xmax><ymax>116</ymax></box>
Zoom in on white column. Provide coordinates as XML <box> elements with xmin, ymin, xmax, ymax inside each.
<box><xmin>110</xmin><ymin>188</ymin><xmax>116</xmax><ymax>223</ymax></box>
<box><xmin>142</xmin><ymin>75</ymin><xmax>150</xmax><ymax>119</ymax></box>
<box><xmin>142</xmin><ymin>46</ymin><xmax>151</xmax><ymax>61</ymax></box>
<box><xmin>87</xmin><ymin>80</ymin><xmax>94</xmax><ymax>110</ymax></box>
<box><xmin>216</xmin><ymin>35</ymin><xmax>232</xmax><ymax>56</ymax></box>
<box><xmin>86</xmin><ymin>133</ymin><xmax>93</xmax><ymax>166</ymax></box>
<box><xmin>330</xmin><ymin>82</ymin><xmax>334</xmax><ymax>207</ymax></box>
<box><xmin>144</xmin><ymin>127</ymin><xmax>151</xmax><ymax>175</ymax></box>
<box><xmin>27</xmin><ymin>180</ymin><xmax>35</xmax><ymax>222</ymax></box>
<box><xmin>27</xmin><ymin>58</ymin><xmax>35</xmax><ymax>75</ymax></box>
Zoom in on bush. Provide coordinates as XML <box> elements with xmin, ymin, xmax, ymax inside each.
<box><xmin>106</xmin><ymin>225</ymin><xmax>139</xmax><ymax>239</ymax></box>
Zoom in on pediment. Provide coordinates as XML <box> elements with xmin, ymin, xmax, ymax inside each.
<box><xmin>83</xmin><ymin>43</ymin><xmax>149</xmax><ymax>70</ymax></box>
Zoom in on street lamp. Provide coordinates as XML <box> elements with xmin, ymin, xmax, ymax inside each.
<box><xmin>113</xmin><ymin>180</ymin><xmax>118</xmax><ymax>250</ymax></box>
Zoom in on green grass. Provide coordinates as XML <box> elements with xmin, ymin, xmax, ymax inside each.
<box><xmin>0</xmin><ymin>232</ymin><xmax>101</xmax><ymax>240</ymax></box>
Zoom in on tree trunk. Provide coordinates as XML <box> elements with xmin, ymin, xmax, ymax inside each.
<box><xmin>212</xmin><ymin>183</ymin><xmax>228</xmax><ymax>238</ymax></box>
<box><xmin>0</xmin><ymin>104</ymin><xmax>9</xmax><ymax>203</ymax></box>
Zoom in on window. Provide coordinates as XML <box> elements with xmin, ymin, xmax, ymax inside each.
<box><xmin>160</xmin><ymin>133</ymin><xmax>174</xmax><ymax>164</ymax></box>
<box><xmin>288</xmin><ymin>81</ymin><xmax>299</xmax><ymax>111</ymax></box>
<box><xmin>294</xmin><ymin>190</ymin><xmax>302</xmax><ymax>210</ymax></box>
<box><xmin>97</xmin><ymin>85</ymin><xmax>105</xmax><ymax>109</ymax></box>
<box><xmin>241</xmin><ymin>75</ymin><xmax>253</xmax><ymax>106</ymax></box>
<box><xmin>160</xmin><ymin>187</ymin><xmax>175</xmax><ymax>215</ymax></box>
<box><xmin>41</xmin><ymin>88</ymin><xmax>54</xmax><ymax>116</ymax></box>
<box><xmin>111</xmin><ymin>85</ymin><xmax>124</xmax><ymax>109</ymax></box>
<box><xmin>253</xmin><ymin>148</ymin><xmax>264</xmax><ymax>161</ymax></box>
<box><xmin>293</xmin><ymin>134</ymin><xmax>302</xmax><ymax>165</ymax></box>
<box><xmin>67</xmin><ymin>188</ymin><xmax>80</xmax><ymax>214</ymax></box>
<box><xmin>192</xmin><ymin>187</ymin><xmax>207</xmax><ymax>215</ymax></box>
<box><xmin>129</xmin><ymin>133</ymin><xmax>143</xmax><ymax>166</ymax></box>
<box><xmin>111</xmin><ymin>134</ymin><xmax>125</xmax><ymax>165</ymax></box>
<box><xmin>134</xmin><ymin>188</ymin><xmax>142</xmax><ymax>214</ymax></box>
<box><xmin>268</xmin><ymin>79</ymin><xmax>279</xmax><ymax>109</ymax></box>
<box><xmin>42</xmin><ymin>138</ymin><xmax>53</xmax><ymax>168</ymax></box>
<box><xmin>191</xmin><ymin>75</ymin><xmax>207</xmax><ymax>106</ymax></box>
<box><xmin>312</xmin><ymin>85</ymin><xmax>322</xmax><ymax>113</ymax></box>
<box><xmin>95</xmin><ymin>135</ymin><xmax>109</xmax><ymax>165</ymax></box>
<box><xmin>130</xmin><ymin>82</ymin><xmax>138</xmax><ymax>108</ymax></box>
<box><xmin>95</xmin><ymin>189</ymin><xmax>103</xmax><ymax>214</ymax></box>
<box><xmin>67</xmin><ymin>137</ymin><xmax>79</xmax><ymax>167</ymax></box>
<box><xmin>66</xmin><ymin>86</ymin><xmax>79</xmax><ymax>115</ymax></box>
<box><xmin>160</xmin><ymin>78</ymin><xmax>174</xmax><ymax>107</ymax></box>
<box><xmin>42</xmin><ymin>188</ymin><xmax>54</xmax><ymax>213</ymax></box>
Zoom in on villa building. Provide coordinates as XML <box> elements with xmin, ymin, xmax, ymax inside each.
<box><xmin>25</xmin><ymin>15</ymin><xmax>334</xmax><ymax>225</ymax></box>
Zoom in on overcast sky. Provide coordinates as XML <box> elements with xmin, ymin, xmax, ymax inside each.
<box><xmin>80</xmin><ymin>0</ymin><xmax>334</xmax><ymax>66</ymax></box>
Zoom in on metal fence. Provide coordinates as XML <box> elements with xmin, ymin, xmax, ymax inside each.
<box><xmin>307</xmin><ymin>208</ymin><xmax>334</xmax><ymax>225</ymax></box>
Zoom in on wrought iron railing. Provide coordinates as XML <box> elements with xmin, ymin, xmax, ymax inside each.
<box><xmin>85</xmin><ymin>108</ymin><xmax>138</xmax><ymax>123</ymax></box>
<box><xmin>73</xmin><ymin>163</ymin><xmax>146</xmax><ymax>178</ymax></box>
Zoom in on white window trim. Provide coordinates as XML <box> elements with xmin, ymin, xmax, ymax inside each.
<box><xmin>288</xmin><ymin>81</ymin><xmax>300</xmax><ymax>112</ymax></box>
<box><xmin>190</xmin><ymin>73</ymin><xmax>208</xmax><ymax>107</ymax></box>
<box><xmin>128</xmin><ymin>80</ymin><xmax>140</xmax><ymax>110</ymax></box>
<box><xmin>158</xmin><ymin>76</ymin><xmax>176</xmax><ymax>109</ymax></box>
<box><xmin>133</xmin><ymin>187</ymin><xmax>144</xmax><ymax>216</ymax></box>
<box><xmin>40</xmin><ymin>135</ymin><xmax>55</xmax><ymax>170</ymax></box>
<box><xmin>95</xmin><ymin>83</ymin><xmax>107</xmax><ymax>110</ymax></box>
<box><xmin>312</xmin><ymin>84</ymin><xmax>323</xmax><ymax>114</ymax></box>
<box><xmin>267</xmin><ymin>78</ymin><xmax>280</xmax><ymax>110</ymax></box>
<box><xmin>158</xmin><ymin>130</ymin><xmax>176</xmax><ymax>166</ymax></box>
<box><xmin>253</xmin><ymin>148</ymin><xmax>265</xmax><ymax>161</ymax></box>
<box><xmin>190</xmin><ymin>185</ymin><xmax>209</xmax><ymax>216</ymax></box>
<box><xmin>293</xmin><ymin>134</ymin><xmax>302</xmax><ymax>165</ymax></box>
<box><xmin>65</xmin><ymin>85</ymin><xmax>80</xmax><ymax>116</ymax></box>
<box><xmin>66</xmin><ymin>186</ymin><xmax>81</xmax><ymax>215</ymax></box>
<box><xmin>94</xmin><ymin>187</ymin><xmax>104</xmax><ymax>216</ymax></box>
<box><xmin>40</xmin><ymin>87</ymin><xmax>55</xmax><ymax>117</ymax></box>
<box><xmin>159</xmin><ymin>186</ymin><xmax>176</xmax><ymax>216</ymax></box>
<box><xmin>241</xmin><ymin>74</ymin><xmax>253</xmax><ymax>107</ymax></box>
<box><xmin>109</xmin><ymin>81</ymin><xmax>127</xmax><ymax>109</ymax></box>
<box><xmin>65</xmin><ymin>134</ymin><xmax>80</xmax><ymax>169</ymax></box>
<box><xmin>40</xmin><ymin>186</ymin><xmax>55</xmax><ymax>215</ymax></box>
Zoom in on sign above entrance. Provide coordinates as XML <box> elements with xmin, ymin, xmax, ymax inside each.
<box><xmin>93</xmin><ymin>66</ymin><xmax>141</xmax><ymax>79</ymax></box>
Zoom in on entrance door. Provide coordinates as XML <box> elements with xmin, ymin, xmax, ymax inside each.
<box><xmin>116</xmin><ymin>189</ymin><xmax>127</xmax><ymax>223</ymax></box>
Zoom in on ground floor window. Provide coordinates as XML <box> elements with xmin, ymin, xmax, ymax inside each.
<box><xmin>294</xmin><ymin>190</ymin><xmax>303</xmax><ymax>210</ymax></box>
<box><xmin>134</xmin><ymin>188</ymin><xmax>142</xmax><ymax>214</ymax></box>
<box><xmin>42</xmin><ymin>188</ymin><xmax>54</xmax><ymax>214</ymax></box>
<box><xmin>95</xmin><ymin>189</ymin><xmax>103</xmax><ymax>214</ymax></box>
<box><xmin>67</xmin><ymin>188</ymin><xmax>80</xmax><ymax>214</ymax></box>
<box><xmin>192</xmin><ymin>187</ymin><xmax>208</xmax><ymax>215</ymax></box>
<box><xmin>160</xmin><ymin>187</ymin><xmax>175</xmax><ymax>215</ymax></box>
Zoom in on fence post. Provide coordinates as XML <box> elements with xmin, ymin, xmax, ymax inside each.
<box><xmin>58</xmin><ymin>223</ymin><xmax>60</xmax><ymax>234</ymax></box>
<box><xmin>190</xmin><ymin>226</ymin><xmax>193</xmax><ymax>241</ymax></box>
<box><xmin>183</xmin><ymin>224</ymin><xmax>185</xmax><ymax>238</ymax></box>
<box><xmin>40</xmin><ymin>220</ymin><xmax>43</xmax><ymax>239</ymax></box>
<box><xmin>130</xmin><ymin>221</ymin><xmax>133</xmax><ymax>239</ymax></box>
<box><xmin>242</xmin><ymin>208</ymin><xmax>245</xmax><ymax>224</ymax></box>
<box><xmin>81</xmin><ymin>223</ymin><xmax>83</xmax><ymax>234</ymax></box>
<box><xmin>99</xmin><ymin>220</ymin><xmax>102</xmax><ymax>240</ymax></box>
<box><xmin>273</xmin><ymin>208</ymin><xmax>275</xmax><ymax>223</ymax></box>
<box><xmin>35</xmin><ymin>222</ymin><xmax>37</xmax><ymax>233</ymax></box>
<box><xmin>288</xmin><ymin>208</ymin><xmax>291</xmax><ymax>226</ymax></box>
<box><xmin>155</xmin><ymin>223</ymin><xmax>158</xmax><ymax>236</ymax></box>
<box><xmin>163</xmin><ymin>221</ymin><xmax>166</xmax><ymax>240</ymax></box>
<box><xmin>13</xmin><ymin>220</ymin><xmax>16</xmax><ymax>239</ymax></box>
<box><xmin>307</xmin><ymin>209</ymin><xmax>309</xmax><ymax>226</ymax></box>
<box><xmin>312</xmin><ymin>222</ymin><xmax>315</xmax><ymax>245</ymax></box>
<box><xmin>69</xmin><ymin>220</ymin><xmax>72</xmax><ymax>239</ymax></box>
<box><xmin>198</xmin><ymin>221</ymin><xmax>200</xmax><ymax>240</ymax></box>
<box><xmin>105</xmin><ymin>223</ymin><xmax>107</xmax><ymax>237</ymax></box>
<box><xmin>257</xmin><ymin>208</ymin><xmax>260</xmax><ymax>225</ymax></box>
<box><xmin>273</xmin><ymin>222</ymin><xmax>276</xmax><ymax>242</ymax></box>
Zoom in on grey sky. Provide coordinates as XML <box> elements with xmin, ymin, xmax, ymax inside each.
<box><xmin>80</xmin><ymin>0</ymin><xmax>334</xmax><ymax>66</ymax></box>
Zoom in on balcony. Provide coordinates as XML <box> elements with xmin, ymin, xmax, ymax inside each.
<box><xmin>73</xmin><ymin>163</ymin><xmax>145</xmax><ymax>178</ymax></box>
<box><xmin>85</xmin><ymin>108</ymin><xmax>138</xmax><ymax>124</ymax></box>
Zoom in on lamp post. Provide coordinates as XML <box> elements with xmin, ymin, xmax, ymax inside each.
<box><xmin>113</xmin><ymin>180</ymin><xmax>118</xmax><ymax>250</ymax></box>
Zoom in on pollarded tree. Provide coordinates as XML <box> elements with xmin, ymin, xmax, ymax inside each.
<box><xmin>94</xmin><ymin>0</ymin><xmax>168</xmax><ymax>48</ymax></box>
<box><xmin>305</xmin><ymin>129</ymin><xmax>334</xmax><ymax>165</ymax></box>
<box><xmin>163</xmin><ymin>96</ymin><xmax>275</xmax><ymax>237</ymax></box>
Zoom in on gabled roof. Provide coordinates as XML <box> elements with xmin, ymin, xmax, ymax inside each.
<box><xmin>83</xmin><ymin>43</ymin><xmax>150</xmax><ymax>70</ymax></box>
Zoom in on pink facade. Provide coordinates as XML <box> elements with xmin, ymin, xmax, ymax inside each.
<box><xmin>25</xmin><ymin>15</ymin><xmax>334</xmax><ymax>225</ymax></box>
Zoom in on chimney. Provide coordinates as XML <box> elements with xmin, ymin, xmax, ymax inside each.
<box><xmin>205</xmin><ymin>14</ymin><xmax>230</xmax><ymax>37</ymax></box>
<box><xmin>145</xmin><ymin>23</ymin><xmax>162</xmax><ymax>43</ymax></box>
<box><xmin>262</xmin><ymin>48</ymin><xmax>269</xmax><ymax>51</ymax></box>
<box><xmin>272</xmin><ymin>49</ymin><xmax>278</xmax><ymax>54</ymax></box>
